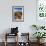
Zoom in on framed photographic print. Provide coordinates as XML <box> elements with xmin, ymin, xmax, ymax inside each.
<box><xmin>37</xmin><ymin>0</ymin><xmax>46</xmax><ymax>18</ymax></box>
<box><xmin>36</xmin><ymin>0</ymin><xmax>46</xmax><ymax>26</ymax></box>
<box><xmin>12</xmin><ymin>6</ymin><xmax>24</xmax><ymax>22</ymax></box>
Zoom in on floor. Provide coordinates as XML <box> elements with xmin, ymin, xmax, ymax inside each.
<box><xmin>0</xmin><ymin>42</ymin><xmax>46</xmax><ymax>46</ymax></box>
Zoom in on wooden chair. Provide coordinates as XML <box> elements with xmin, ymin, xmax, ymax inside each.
<box><xmin>4</xmin><ymin>33</ymin><xmax>18</xmax><ymax>46</ymax></box>
<box><xmin>20</xmin><ymin>33</ymin><xmax>30</xmax><ymax>46</ymax></box>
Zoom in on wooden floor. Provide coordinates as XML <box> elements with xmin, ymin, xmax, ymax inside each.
<box><xmin>0</xmin><ymin>42</ymin><xmax>46</xmax><ymax>46</ymax></box>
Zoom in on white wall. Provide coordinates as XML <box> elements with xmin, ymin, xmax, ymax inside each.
<box><xmin>0</xmin><ymin>0</ymin><xmax>37</xmax><ymax>42</ymax></box>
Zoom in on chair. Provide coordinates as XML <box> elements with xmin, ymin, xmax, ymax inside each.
<box><xmin>4</xmin><ymin>27</ymin><xmax>19</xmax><ymax>46</ymax></box>
<box><xmin>18</xmin><ymin>33</ymin><xmax>30</xmax><ymax>46</ymax></box>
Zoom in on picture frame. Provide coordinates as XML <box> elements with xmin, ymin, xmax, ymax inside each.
<box><xmin>12</xmin><ymin>6</ymin><xmax>24</xmax><ymax>22</ymax></box>
<box><xmin>37</xmin><ymin>0</ymin><xmax>46</xmax><ymax>18</ymax></box>
<box><xmin>36</xmin><ymin>0</ymin><xmax>46</xmax><ymax>26</ymax></box>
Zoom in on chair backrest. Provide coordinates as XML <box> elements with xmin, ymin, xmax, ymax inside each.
<box><xmin>11</xmin><ymin>27</ymin><xmax>18</xmax><ymax>34</ymax></box>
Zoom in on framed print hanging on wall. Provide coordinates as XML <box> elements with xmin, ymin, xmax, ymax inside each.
<box><xmin>36</xmin><ymin>0</ymin><xmax>46</xmax><ymax>26</ymax></box>
<box><xmin>12</xmin><ymin>6</ymin><xmax>24</xmax><ymax>22</ymax></box>
<box><xmin>37</xmin><ymin>0</ymin><xmax>46</xmax><ymax>18</ymax></box>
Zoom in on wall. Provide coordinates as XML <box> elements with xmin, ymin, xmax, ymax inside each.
<box><xmin>0</xmin><ymin>0</ymin><xmax>37</xmax><ymax>42</ymax></box>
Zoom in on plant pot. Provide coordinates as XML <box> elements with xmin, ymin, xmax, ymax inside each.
<box><xmin>37</xmin><ymin>39</ymin><xmax>40</xmax><ymax>46</ymax></box>
<box><xmin>40</xmin><ymin>38</ymin><xmax>45</xmax><ymax>43</ymax></box>
<box><xmin>37</xmin><ymin>39</ymin><xmax>40</xmax><ymax>43</ymax></box>
<box><xmin>37</xmin><ymin>39</ymin><xmax>44</xmax><ymax>44</ymax></box>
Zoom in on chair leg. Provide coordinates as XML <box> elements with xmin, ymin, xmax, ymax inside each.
<box><xmin>4</xmin><ymin>33</ymin><xmax>7</xmax><ymax>46</ymax></box>
<box><xmin>16</xmin><ymin>35</ymin><xmax>18</xmax><ymax>46</ymax></box>
<box><xmin>15</xmin><ymin>34</ymin><xmax>18</xmax><ymax>46</ymax></box>
<box><xmin>4</xmin><ymin>41</ymin><xmax>7</xmax><ymax>46</ymax></box>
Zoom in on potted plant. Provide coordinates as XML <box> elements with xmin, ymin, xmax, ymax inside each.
<box><xmin>33</xmin><ymin>32</ymin><xmax>46</xmax><ymax>43</ymax></box>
